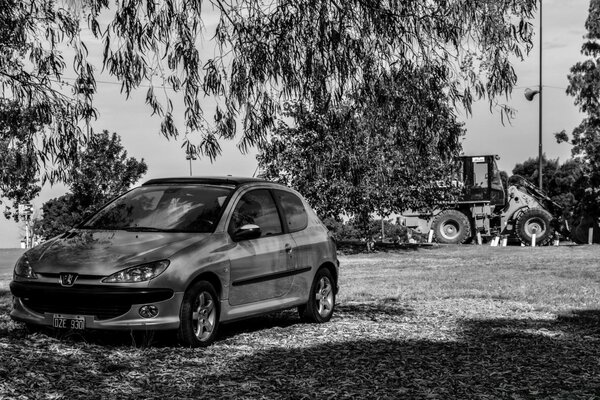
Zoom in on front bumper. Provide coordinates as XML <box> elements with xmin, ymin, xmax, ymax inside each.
<box><xmin>10</xmin><ymin>281</ymin><xmax>184</xmax><ymax>331</ymax></box>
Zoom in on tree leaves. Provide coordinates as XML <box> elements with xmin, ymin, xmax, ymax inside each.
<box><xmin>2</xmin><ymin>0</ymin><xmax>537</xmax><ymax>186</ymax></box>
<box><xmin>83</xmin><ymin>0</ymin><xmax>535</xmax><ymax>159</ymax></box>
<box><xmin>0</xmin><ymin>0</ymin><xmax>96</xmax><ymax>184</ymax></box>
<box><xmin>34</xmin><ymin>130</ymin><xmax>147</xmax><ymax>238</ymax></box>
<box><xmin>258</xmin><ymin>66</ymin><xmax>464</xmax><ymax>233</ymax></box>
<box><xmin>566</xmin><ymin>0</ymin><xmax>600</xmax><ymax>216</ymax></box>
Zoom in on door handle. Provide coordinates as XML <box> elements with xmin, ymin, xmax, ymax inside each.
<box><xmin>285</xmin><ymin>243</ymin><xmax>293</xmax><ymax>253</ymax></box>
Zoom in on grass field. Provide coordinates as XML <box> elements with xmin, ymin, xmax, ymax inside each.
<box><xmin>1</xmin><ymin>245</ymin><xmax>599</xmax><ymax>399</ymax></box>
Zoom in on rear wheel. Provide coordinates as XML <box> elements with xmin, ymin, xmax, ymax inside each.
<box><xmin>432</xmin><ymin>210</ymin><xmax>471</xmax><ymax>244</ymax></box>
<box><xmin>516</xmin><ymin>208</ymin><xmax>554</xmax><ymax>246</ymax></box>
<box><xmin>299</xmin><ymin>268</ymin><xmax>335</xmax><ymax>323</ymax></box>
<box><xmin>178</xmin><ymin>281</ymin><xmax>220</xmax><ymax>347</ymax></box>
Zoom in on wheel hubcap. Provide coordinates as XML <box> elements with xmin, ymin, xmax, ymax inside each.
<box><xmin>315</xmin><ymin>277</ymin><xmax>333</xmax><ymax>317</ymax></box>
<box><xmin>192</xmin><ymin>292</ymin><xmax>215</xmax><ymax>341</ymax></box>
<box><xmin>526</xmin><ymin>218</ymin><xmax>546</xmax><ymax>236</ymax></box>
<box><xmin>441</xmin><ymin>221</ymin><xmax>460</xmax><ymax>240</ymax></box>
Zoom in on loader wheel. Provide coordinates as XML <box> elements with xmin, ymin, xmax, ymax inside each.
<box><xmin>432</xmin><ymin>210</ymin><xmax>471</xmax><ymax>244</ymax></box>
<box><xmin>516</xmin><ymin>208</ymin><xmax>554</xmax><ymax>246</ymax></box>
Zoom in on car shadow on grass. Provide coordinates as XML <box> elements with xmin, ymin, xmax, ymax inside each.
<box><xmin>191</xmin><ymin>310</ymin><xmax>600</xmax><ymax>399</ymax></box>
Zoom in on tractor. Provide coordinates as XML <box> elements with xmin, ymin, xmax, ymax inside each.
<box><xmin>402</xmin><ymin>155</ymin><xmax>567</xmax><ymax>245</ymax></box>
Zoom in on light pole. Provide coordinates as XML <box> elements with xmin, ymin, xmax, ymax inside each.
<box><xmin>525</xmin><ymin>0</ymin><xmax>543</xmax><ymax>191</ymax></box>
<box><xmin>186</xmin><ymin>147</ymin><xmax>196</xmax><ymax>176</ymax></box>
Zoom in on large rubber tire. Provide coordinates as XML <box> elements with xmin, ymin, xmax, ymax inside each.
<box><xmin>516</xmin><ymin>208</ymin><xmax>554</xmax><ymax>246</ymax></box>
<box><xmin>432</xmin><ymin>210</ymin><xmax>471</xmax><ymax>244</ymax></box>
<box><xmin>299</xmin><ymin>268</ymin><xmax>336</xmax><ymax>323</ymax></box>
<box><xmin>178</xmin><ymin>281</ymin><xmax>220</xmax><ymax>347</ymax></box>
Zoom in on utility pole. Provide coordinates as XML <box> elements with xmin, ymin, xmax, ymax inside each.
<box><xmin>186</xmin><ymin>146</ymin><xmax>197</xmax><ymax>176</ymax></box>
<box><xmin>538</xmin><ymin>0</ymin><xmax>543</xmax><ymax>190</ymax></box>
<box><xmin>524</xmin><ymin>0</ymin><xmax>544</xmax><ymax>190</ymax></box>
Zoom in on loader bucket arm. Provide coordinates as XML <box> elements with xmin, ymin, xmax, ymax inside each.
<box><xmin>508</xmin><ymin>175</ymin><xmax>572</xmax><ymax>238</ymax></box>
<box><xmin>508</xmin><ymin>175</ymin><xmax>563</xmax><ymax>215</ymax></box>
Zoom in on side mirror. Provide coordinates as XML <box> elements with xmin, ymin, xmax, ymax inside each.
<box><xmin>233</xmin><ymin>224</ymin><xmax>261</xmax><ymax>241</ymax></box>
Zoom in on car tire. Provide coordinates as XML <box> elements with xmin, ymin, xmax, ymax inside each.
<box><xmin>178</xmin><ymin>281</ymin><xmax>220</xmax><ymax>347</ymax></box>
<box><xmin>432</xmin><ymin>209</ymin><xmax>471</xmax><ymax>244</ymax></box>
<box><xmin>516</xmin><ymin>208</ymin><xmax>554</xmax><ymax>246</ymax></box>
<box><xmin>300</xmin><ymin>268</ymin><xmax>335</xmax><ymax>323</ymax></box>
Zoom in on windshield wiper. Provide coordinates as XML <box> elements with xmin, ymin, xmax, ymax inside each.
<box><xmin>122</xmin><ymin>226</ymin><xmax>165</xmax><ymax>232</ymax></box>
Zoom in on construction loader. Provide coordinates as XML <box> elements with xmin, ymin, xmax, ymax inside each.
<box><xmin>402</xmin><ymin>155</ymin><xmax>567</xmax><ymax>245</ymax></box>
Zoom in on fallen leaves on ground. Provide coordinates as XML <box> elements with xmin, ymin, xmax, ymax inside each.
<box><xmin>1</xmin><ymin>297</ymin><xmax>599</xmax><ymax>399</ymax></box>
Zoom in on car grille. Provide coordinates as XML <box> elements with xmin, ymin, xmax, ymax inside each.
<box><xmin>11</xmin><ymin>282</ymin><xmax>175</xmax><ymax>321</ymax></box>
<box><xmin>22</xmin><ymin>299</ymin><xmax>131</xmax><ymax>320</ymax></box>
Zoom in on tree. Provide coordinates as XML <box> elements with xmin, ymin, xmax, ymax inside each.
<box><xmin>0</xmin><ymin>101</ymin><xmax>44</xmax><ymax>221</ymax></box>
<box><xmin>565</xmin><ymin>0</ymin><xmax>600</xmax><ymax>216</ymax></box>
<box><xmin>0</xmin><ymin>0</ymin><xmax>96</xmax><ymax>184</ymax></box>
<box><xmin>35</xmin><ymin>130</ymin><xmax>147</xmax><ymax>238</ymax></box>
<box><xmin>558</xmin><ymin>0</ymin><xmax>600</xmax><ymax>242</ymax></box>
<box><xmin>1</xmin><ymin>0</ymin><xmax>537</xmax><ymax>183</ymax></box>
<box><xmin>512</xmin><ymin>155</ymin><xmax>560</xmax><ymax>189</ymax></box>
<box><xmin>257</xmin><ymin>67</ymin><xmax>464</xmax><ymax>233</ymax></box>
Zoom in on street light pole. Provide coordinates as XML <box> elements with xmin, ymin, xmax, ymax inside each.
<box><xmin>525</xmin><ymin>0</ymin><xmax>544</xmax><ymax>190</ymax></box>
<box><xmin>186</xmin><ymin>147</ymin><xmax>197</xmax><ymax>176</ymax></box>
<box><xmin>538</xmin><ymin>0</ymin><xmax>543</xmax><ymax>191</ymax></box>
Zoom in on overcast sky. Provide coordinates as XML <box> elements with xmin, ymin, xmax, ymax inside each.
<box><xmin>0</xmin><ymin>0</ymin><xmax>592</xmax><ymax>247</ymax></box>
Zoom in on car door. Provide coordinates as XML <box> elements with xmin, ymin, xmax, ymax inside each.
<box><xmin>227</xmin><ymin>189</ymin><xmax>296</xmax><ymax>306</ymax></box>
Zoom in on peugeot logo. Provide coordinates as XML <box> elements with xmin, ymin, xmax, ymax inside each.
<box><xmin>59</xmin><ymin>273</ymin><xmax>78</xmax><ymax>287</ymax></box>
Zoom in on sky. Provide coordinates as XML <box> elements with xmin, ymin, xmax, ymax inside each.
<box><xmin>0</xmin><ymin>0</ymin><xmax>592</xmax><ymax>247</ymax></box>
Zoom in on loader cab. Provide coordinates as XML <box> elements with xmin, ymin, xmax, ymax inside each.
<box><xmin>460</xmin><ymin>155</ymin><xmax>505</xmax><ymax>207</ymax></box>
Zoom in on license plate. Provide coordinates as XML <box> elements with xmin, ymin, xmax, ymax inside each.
<box><xmin>53</xmin><ymin>314</ymin><xmax>85</xmax><ymax>330</ymax></box>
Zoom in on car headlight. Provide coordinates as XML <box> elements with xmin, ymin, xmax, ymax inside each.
<box><xmin>102</xmin><ymin>260</ymin><xmax>170</xmax><ymax>283</ymax></box>
<box><xmin>14</xmin><ymin>255</ymin><xmax>38</xmax><ymax>279</ymax></box>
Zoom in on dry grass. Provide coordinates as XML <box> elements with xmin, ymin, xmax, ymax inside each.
<box><xmin>0</xmin><ymin>245</ymin><xmax>599</xmax><ymax>399</ymax></box>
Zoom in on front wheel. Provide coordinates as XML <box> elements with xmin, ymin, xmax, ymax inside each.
<box><xmin>178</xmin><ymin>281</ymin><xmax>220</xmax><ymax>347</ymax></box>
<box><xmin>516</xmin><ymin>208</ymin><xmax>555</xmax><ymax>246</ymax></box>
<box><xmin>299</xmin><ymin>268</ymin><xmax>336</xmax><ymax>323</ymax></box>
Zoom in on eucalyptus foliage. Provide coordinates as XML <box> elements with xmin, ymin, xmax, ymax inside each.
<box><xmin>91</xmin><ymin>0</ymin><xmax>536</xmax><ymax>158</ymax></box>
<box><xmin>1</xmin><ymin>0</ymin><xmax>95</xmax><ymax>215</ymax></box>
<box><xmin>0</xmin><ymin>0</ymin><xmax>96</xmax><ymax>180</ymax></box>
<box><xmin>2</xmin><ymin>0</ymin><xmax>536</xmax><ymax>179</ymax></box>
<box><xmin>0</xmin><ymin>102</ymin><xmax>43</xmax><ymax>221</ymax></box>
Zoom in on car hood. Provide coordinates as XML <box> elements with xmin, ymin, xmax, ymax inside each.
<box><xmin>26</xmin><ymin>229</ymin><xmax>209</xmax><ymax>274</ymax></box>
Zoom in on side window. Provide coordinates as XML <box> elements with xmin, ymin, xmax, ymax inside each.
<box><xmin>473</xmin><ymin>162</ymin><xmax>489</xmax><ymax>188</ymax></box>
<box><xmin>229</xmin><ymin>190</ymin><xmax>283</xmax><ymax>238</ymax></box>
<box><xmin>274</xmin><ymin>190</ymin><xmax>308</xmax><ymax>232</ymax></box>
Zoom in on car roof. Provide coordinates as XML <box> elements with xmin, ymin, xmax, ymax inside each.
<box><xmin>141</xmin><ymin>176</ymin><xmax>271</xmax><ymax>187</ymax></box>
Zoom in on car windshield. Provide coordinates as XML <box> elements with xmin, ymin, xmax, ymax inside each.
<box><xmin>81</xmin><ymin>184</ymin><xmax>233</xmax><ymax>233</ymax></box>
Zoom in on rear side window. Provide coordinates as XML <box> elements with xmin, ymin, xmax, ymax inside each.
<box><xmin>274</xmin><ymin>190</ymin><xmax>308</xmax><ymax>233</ymax></box>
<box><xmin>229</xmin><ymin>189</ymin><xmax>283</xmax><ymax>237</ymax></box>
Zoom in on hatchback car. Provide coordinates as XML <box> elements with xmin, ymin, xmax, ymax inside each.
<box><xmin>10</xmin><ymin>177</ymin><xmax>339</xmax><ymax>347</ymax></box>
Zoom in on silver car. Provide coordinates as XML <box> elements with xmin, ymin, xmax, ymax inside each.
<box><xmin>10</xmin><ymin>177</ymin><xmax>339</xmax><ymax>347</ymax></box>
